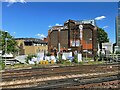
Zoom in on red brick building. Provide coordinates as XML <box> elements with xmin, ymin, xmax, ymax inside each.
<box><xmin>48</xmin><ymin>19</ymin><xmax>98</xmax><ymax>57</ymax></box>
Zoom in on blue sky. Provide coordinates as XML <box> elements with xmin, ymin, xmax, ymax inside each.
<box><xmin>2</xmin><ymin>2</ymin><xmax>118</xmax><ymax>43</ymax></box>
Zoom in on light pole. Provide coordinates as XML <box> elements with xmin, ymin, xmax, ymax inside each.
<box><xmin>58</xmin><ymin>29</ymin><xmax>61</xmax><ymax>53</ymax></box>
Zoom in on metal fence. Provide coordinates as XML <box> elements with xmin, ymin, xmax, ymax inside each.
<box><xmin>106</xmin><ymin>54</ymin><xmax>120</xmax><ymax>62</ymax></box>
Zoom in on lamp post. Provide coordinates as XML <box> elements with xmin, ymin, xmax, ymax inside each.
<box><xmin>58</xmin><ymin>29</ymin><xmax>61</xmax><ymax>53</ymax></box>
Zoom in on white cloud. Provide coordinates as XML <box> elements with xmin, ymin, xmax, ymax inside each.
<box><xmin>36</xmin><ymin>33</ymin><xmax>46</xmax><ymax>40</ymax></box>
<box><xmin>6</xmin><ymin>0</ymin><xmax>26</xmax><ymax>3</ymax></box>
<box><xmin>6</xmin><ymin>0</ymin><xmax>26</xmax><ymax>7</ymax></box>
<box><xmin>48</xmin><ymin>23</ymin><xmax>62</xmax><ymax>28</ymax></box>
<box><xmin>95</xmin><ymin>16</ymin><xmax>106</xmax><ymax>20</ymax></box>
<box><xmin>103</xmin><ymin>26</ymin><xmax>109</xmax><ymax>29</ymax></box>
<box><xmin>48</xmin><ymin>25</ymin><xmax>52</xmax><ymax>28</ymax></box>
<box><xmin>55</xmin><ymin>23</ymin><xmax>62</xmax><ymax>26</ymax></box>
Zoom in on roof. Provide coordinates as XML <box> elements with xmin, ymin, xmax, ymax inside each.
<box><xmin>15</xmin><ymin>38</ymin><xmax>47</xmax><ymax>44</ymax></box>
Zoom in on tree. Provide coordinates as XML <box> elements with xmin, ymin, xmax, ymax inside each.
<box><xmin>97</xmin><ymin>28</ymin><xmax>109</xmax><ymax>49</ymax></box>
<box><xmin>0</xmin><ymin>30</ymin><xmax>18</xmax><ymax>56</ymax></box>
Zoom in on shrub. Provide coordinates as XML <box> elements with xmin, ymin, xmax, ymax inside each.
<box><xmin>65</xmin><ymin>60</ymin><xmax>71</xmax><ymax>64</ymax></box>
<box><xmin>25</xmin><ymin>54</ymin><xmax>37</xmax><ymax>64</ymax></box>
<box><xmin>59</xmin><ymin>60</ymin><xmax>71</xmax><ymax>65</ymax></box>
<box><xmin>73</xmin><ymin>55</ymin><xmax>78</xmax><ymax>63</ymax></box>
<box><xmin>79</xmin><ymin>61</ymin><xmax>84</xmax><ymax>65</ymax></box>
<box><xmin>0</xmin><ymin>61</ymin><xmax>5</xmax><ymax>70</ymax></box>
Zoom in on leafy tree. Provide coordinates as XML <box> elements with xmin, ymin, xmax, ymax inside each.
<box><xmin>97</xmin><ymin>28</ymin><xmax>109</xmax><ymax>49</ymax></box>
<box><xmin>0</xmin><ymin>30</ymin><xmax>18</xmax><ymax>55</ymax></box>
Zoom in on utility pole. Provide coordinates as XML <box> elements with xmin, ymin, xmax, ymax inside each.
<box><xmin>58</xmin><ymin>29</ymin><xmax>61</xmax><ymax>52</ymax></box>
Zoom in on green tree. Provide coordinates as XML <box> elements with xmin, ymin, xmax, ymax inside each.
<box><xmin>0</xmin><ymin>30</ymin><xmax>18</xmax><ymax>56</ymax></box>
<box><xmin>97</xmin><ymin>28</ymin><xmax>109</xmax><ymax>49</ymax></box>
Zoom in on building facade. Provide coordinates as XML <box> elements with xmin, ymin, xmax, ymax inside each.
<box><xmin>15</xmin><ymin>38</ymin><xmax>48</xmax><ymax>55</ymax></box>
<box><xmin>116</xmin><ymin>16</ymin><xmax>120</xmax><ymax>47</ymax></box>
<box><xmin>115</xmin><ymin>2</ymin><xmax>120</xmax><ymax>52</ymax></box>
<box><xmin>115</xmin><ymin>16</ymin><xmax>120</xmax><ymax>52</ymax></box>
<box><xmin>48</xmin><ymin>19</ymin><xmax>98</xmax><ymax>57</ymax></box>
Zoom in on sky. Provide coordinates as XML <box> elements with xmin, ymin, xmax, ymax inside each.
<box><xmin>2</xmin><ymin>2</ymin><xmax>118</xmax><ymax>43</ymax></box>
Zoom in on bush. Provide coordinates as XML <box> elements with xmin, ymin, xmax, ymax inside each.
<box><xmin>0</xmin><ymin>61</ymin><xmax>5</xmax><ymax>70</ymax></box>
<box><xmin>73</xmin><ymin>55</ymin><xmax>78</xmax><ymax>63</ymax></box>
<box><xmin>25</xmin><ymin>54</ymin><xmax>37</xmax><ymax>64</ymax></box>
<box><xmin>65</xmin><ymin>60</ymin><xmax>71</xmax><ymax>64</ymax></box>
<box><xmin>59</xmin><ymin>60</ymin><xmax>71</xmax><ymax>65</ymax></box>
<box><xmin>79</xmin><ymin>61</ymin><xmax>84</xmax><ymax>65</ymax></box>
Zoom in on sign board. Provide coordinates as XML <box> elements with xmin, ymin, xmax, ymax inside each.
<box><xmin>79</xmin><ymin>25</ymin><xmax>83</xmax><ymax>40</ymax></box>
<box><xmin>78</xmin><ymin>53</ymin><xmax>82</xmax><ymax>62</ymax></box>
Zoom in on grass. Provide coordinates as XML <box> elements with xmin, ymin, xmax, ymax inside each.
<box><xmin>3</xmin><ymin>60</ymin><xmax>106</xmax><ymax>70</ymax></box>
<box><xmin>87</xmin><ymin>61</ymin><xmax>104</xmax><ymax>65</ymax></box>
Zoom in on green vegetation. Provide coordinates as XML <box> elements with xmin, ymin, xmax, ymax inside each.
<box><xmin>57</xmin><ymin>58</ymin><xmax>71</xmax><ymax>65</ymax></box>
<box><xmin>2</xmin><ymin>60</ymin><xmax>106</xmax><ymax>70</ymax></box>
<box><xmin>0</xmin><ymin>30</ymin><xmax>18</xmax><ymax>55</ymax></box>
<box><xmin>25</xmin><ymin>54</ymin><xmax>37</xmax><ymax>64</ymax></box>
<box><xmin>87</xmin><ymin>61</ymin><xmax>104</xmax><ymax>65</ymax></box>
<box><xmin>97</xmin><ymin>28</ymin><xmax>109</xmax><ymax>49</ymax></box>
<box><xmin>0</xmin><ymin>61</ymin><xmax>5</xmax><ymax>70</ymax></box>
<box><xmin>73</xmin><ymin>55</ymin><xmax>78</xmax><ymax>63</ymax></box>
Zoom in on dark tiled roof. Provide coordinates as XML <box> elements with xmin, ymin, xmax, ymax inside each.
<box><xmin>15</xmin><ymin>38</ymin><xmax>47</xmax><ymax>44</ymax></box>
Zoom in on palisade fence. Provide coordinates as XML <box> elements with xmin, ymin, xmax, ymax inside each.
<box><xmin>106</xmin><ymin>54</ymin><xmax>120</xmax><ymax>62</ymax></box>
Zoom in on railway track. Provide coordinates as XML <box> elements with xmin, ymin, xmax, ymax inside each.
<box><xmin>1</xmin><ymin>64</ymin><xmax>120</xmax><ymax>89</ymax></box>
